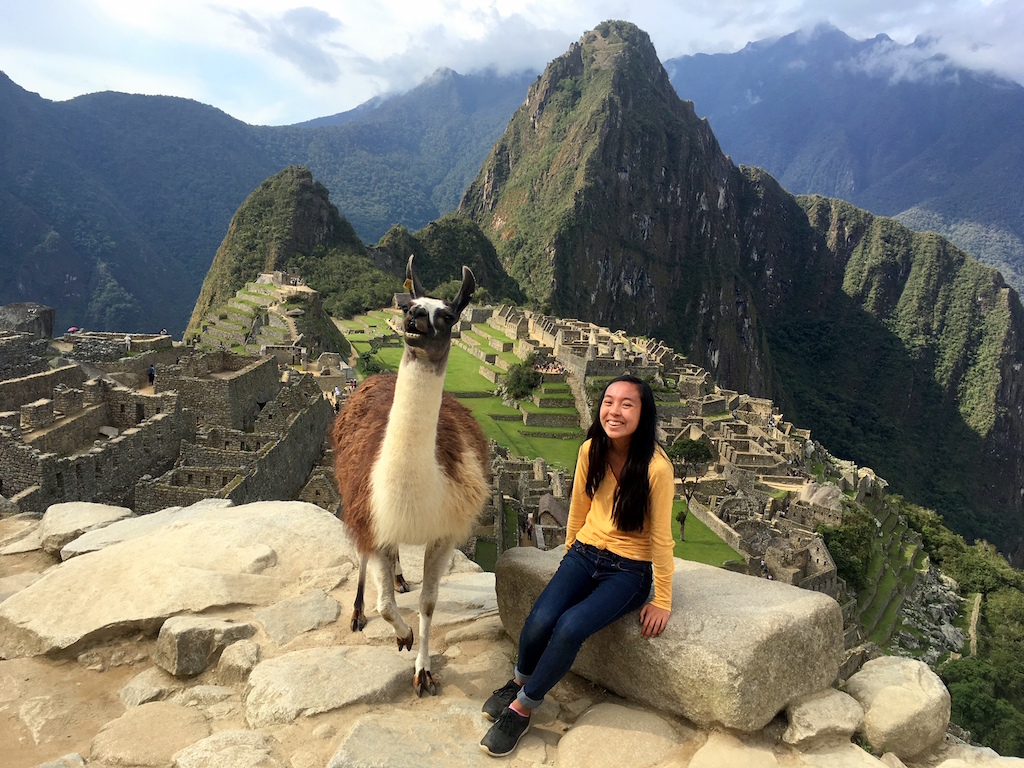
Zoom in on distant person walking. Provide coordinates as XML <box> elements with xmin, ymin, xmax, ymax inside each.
<box><xmin>148</xmin><ymin>365</ymin><xmax>155</xmax><ymax>387</ymax></box>
<box><xmin>479</xmin><ymin>374</ymin><xmax>675</xmax><ymax>757</ymax></box>
<box><xmin>125</xmin><ymin>334</ymin><xmax>132</xmax><ymax>353</ymax></box>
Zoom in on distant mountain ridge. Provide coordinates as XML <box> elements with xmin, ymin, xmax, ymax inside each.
<box><xmin>663</xmin><ymin>23</ymin><xmax>1024</xmax><ymax>290</ymax></box>
<box><xmin>458</xmin><ymin>20</ymin><xmax>1024</xmax><ymax>558</ymax></box>
<box><xmin>3</xmin><ymin>27</ymin><xmax>1023</xmax><ymax>334</ymax></box>
<box><xmin>0</xmin><ymin>68</ymin><xmax>534</xmax><ymax>335</ymax></box>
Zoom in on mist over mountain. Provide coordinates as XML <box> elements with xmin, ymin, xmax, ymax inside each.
<box><xmin>664</xmin><ymin>23</ymin><xmax>1024</xmax><ymax>291</ymax></box>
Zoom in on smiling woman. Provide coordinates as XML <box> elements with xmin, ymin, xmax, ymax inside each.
<box><xmin>479</xmin><ymin>372</ymin><xmax>675</xmax><ymax>757</ymax></box>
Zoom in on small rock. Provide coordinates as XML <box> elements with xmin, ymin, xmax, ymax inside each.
<box><xmin>783</xmin><ymin>688</ymin><xmax>864</xmax><ymax>747</ymax></box>
<box><xmin>120</xmin><ymin>666</ymin><xmax>183</xmax><ymax>707</ymax></box>
<box><xmin>154</xmin><ymin>616</ymin><xmax>256</xmax><ymax>677</ymax></box>
<box><xmin>217</xmin><ymin>638</ymin><xmax>261</xmax><ymax>685</ymax></box>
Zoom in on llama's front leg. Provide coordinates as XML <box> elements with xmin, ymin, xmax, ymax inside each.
<box><xmin>415</xmin><ymin>539</ymin><xmax>453</xmax><ymax>697</ymax></box>
<box><xmin>351</xmin><ymin>553</ymin><xmax>369</xmax><ymax>632</ymax></box>
<box><xmin>373</xmin><ymin>545</ymin><xmax>413</xmax><ymax>652</ymax></box>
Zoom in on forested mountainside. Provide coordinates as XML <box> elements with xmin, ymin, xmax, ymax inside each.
<box><xmin>185</xmin><ymin>165</ymin><xmax>521</xmax><ymax>341</ymax></box>
<box><xmin>459</xmin><ymin>20</ymin><xmax>1024</xmax><ymax>558</ymax></box>
<box><xmin>664</xmin><ymin>24</ymin><xmax>1024</xmax><ymax>292</ymax></box>
<box><xmin>0</xmin><ymin>68</ymin><xmax>532</xmax><ymax>335</ymax></box>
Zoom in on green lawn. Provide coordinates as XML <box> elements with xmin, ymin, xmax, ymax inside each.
<box><xmin>471</xmin><ymin>323</ymin><xmax>515</xmax><ymax>345</ymax></box>
<box><xmin>673</xmin><ymin>500</ymin><xmax>744</xmax><ymax>565</ymax></box>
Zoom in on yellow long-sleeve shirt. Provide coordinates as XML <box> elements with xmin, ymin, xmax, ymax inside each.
<box><xmin>565</xmin><ymin>440</ymin><xmax>676</xmax><ymax>611</ymax></box>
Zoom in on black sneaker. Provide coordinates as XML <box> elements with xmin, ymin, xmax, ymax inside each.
<box><xmin>481</xmin><ymin>678</ymin><xmax>521</xmax><ymax>721</ymax></box>
<box><xmin>480</xmin><ymin>706</ymin><xmax>531</xmax><ymax>757</ymax></box>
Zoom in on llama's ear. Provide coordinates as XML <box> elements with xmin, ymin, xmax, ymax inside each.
<box><xmin>452</xmin><ymin>266</ymin><xmax>476</xmax><ymax>315</ymax></box>
<box><xmin>406</xmin><ymin>254</ymin><xmax>426</xmax><ymax>299</ymax></box>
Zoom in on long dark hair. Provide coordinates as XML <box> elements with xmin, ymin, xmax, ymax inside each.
<box><xmin>584</xmin><ymin>374</ymin><xmax>658</xmax><ymax>533</ymax></box>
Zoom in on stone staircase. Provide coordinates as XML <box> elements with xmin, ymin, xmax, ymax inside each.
<box><xmin>195</xmin><ymin>282</ymin><xmax>300</xmax><ymax>354</ymax></box>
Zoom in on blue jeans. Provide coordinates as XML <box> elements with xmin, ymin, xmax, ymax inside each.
<box><xmin>514</xmin><ymin>541</ymin><xmax>653</xmax><ymax>709</ymax></box>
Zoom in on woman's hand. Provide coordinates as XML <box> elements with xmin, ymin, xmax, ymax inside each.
<box><xmin>639</xmin><ymin>603</ymin><xmax>671</xmax><ymax>638</ymax></box>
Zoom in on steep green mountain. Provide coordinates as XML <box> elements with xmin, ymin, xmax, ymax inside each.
<box><xmin>459</xmin><ymin>20</ymin><xmax>1024</xmax><ymax>557</ymax></box>
<box><xmin>0</xmin><ymin>68</ymin><xmax>533</xmax><ymax>335</ymax></box>
<box><xmin>185</xmin><ymin>165</ymin><xmax>371</xmax><ymax>338</ymax></box>
<box><xmin>373</xmin><ymin>215</ymin><xmax>526</xmax><ymax>306</ymax></box>
<box><xmin>187</xmin><ymin>166</ymin><xmax>519</xmax><ymax>339</ymax></box>
<box><xmin>663</xmin><ymin>24</ymin><xmax>1024</xmax><ymax>291</ymax></box>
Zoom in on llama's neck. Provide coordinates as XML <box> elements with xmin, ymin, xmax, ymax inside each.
<box><xmin>382</xmin><ymin>351</ymin><xmax>447</xmax><ymax>457</ymax></box>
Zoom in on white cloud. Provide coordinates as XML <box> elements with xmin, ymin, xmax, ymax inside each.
<box><xmin>0</xmin><ymin>0</ymin><xmax>1021</xmax><ymax>125</ymax></box>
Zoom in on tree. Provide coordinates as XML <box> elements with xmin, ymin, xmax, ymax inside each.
<box><xmin>502</xmin><ymin>354</ymin><xmax>541</xmax><ymax>400</ymax></box>
<box><xmin>666</xmin><ymin>439</ymin><xmax>714</xmax><ymax>539</ymax></box>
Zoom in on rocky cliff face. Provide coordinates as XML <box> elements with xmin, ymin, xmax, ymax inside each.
<box><xmin>460</xmin><ymin>21</ymin><xmax>1024</xmax><ymax>554</ymax></box>
<box><xmin>460</xmin><ymin>21</ymin><xmax>775</xmax><ymax>396</ymax></box>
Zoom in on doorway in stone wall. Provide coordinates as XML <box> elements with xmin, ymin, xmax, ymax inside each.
<box><xmin>136</xmin><ymin>404</ymin><xmax>145</xmax><ymax>423</ymax></box>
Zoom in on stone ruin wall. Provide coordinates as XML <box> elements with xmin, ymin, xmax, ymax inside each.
<box><xmin>0</xmin><ymin>333</ymin><xmax>51</xmax><ymax>381</ymax></box>
<box><xmin>157</xmin><ymin>353</ymin><xmax>280</xmax><ymax>431</ymax></box>
<box><xmin>135</xmin><ymin>374</ymin><xmax>332</xmax><ymax>514</ymax></box>
<box><xmin>2</xmin><ymin>406</ymin><xmax>196</xmax><ymax>513</ymax></box>
<box><xmin>0</xmin><ymin>365</ymin><xmax>86</xmax><ymax>413</ymax></box>
<box><xmin>67</xmin><ymin>332</ymin><xmax>172</xmax><ymax>363</ymax></box>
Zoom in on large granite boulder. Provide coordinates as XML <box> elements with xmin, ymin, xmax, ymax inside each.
<box><xmin>495</xmin><ymin>547</ymin><xmax>843</xmax><ymax>731</ymax></box>
<box><xmin>845</xmin><ymin>656</ymin><xmax>951</xmax><ymax>760</ymax></box>
<box><xmin>0</xmin><ymin>501</ymin><xmax>357</xmax><ymax>658</ymax></box>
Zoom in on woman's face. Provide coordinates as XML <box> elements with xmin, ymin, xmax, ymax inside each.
<box><xmin>600</xmin><ymin>381</ymin><xmax>643</xmax><ymax>443</ymax></box>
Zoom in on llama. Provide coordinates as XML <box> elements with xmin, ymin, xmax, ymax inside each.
<box><xmin>331</xmin><ymin>255</ymin><xmax>490</xmax><ymax>696</ymax></box>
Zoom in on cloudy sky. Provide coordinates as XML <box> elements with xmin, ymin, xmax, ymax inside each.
<box><xmin>2</xmin><ymin>0</ymin><xmax>1021</xmax><ymax>126</ymax></box>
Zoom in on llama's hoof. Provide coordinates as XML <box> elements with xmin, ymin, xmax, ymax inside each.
<box><xmin>350</xmin><ymin>611</ymin><xmax>367</xmax><ymax>632</ymax></box>
<box><xmin>396</xmin><ymin>629</ymin><xmax>413</xmax><ymax>651</ymax></box>
<box><xmin>394</xmin><ymin>574</ymin><xmax>411</xmax><ymax>593</ymax></box>
<box><xmin>414</xmin><ymin>669</ymin><xmax>437</xmax><ymax>697</ymax></box>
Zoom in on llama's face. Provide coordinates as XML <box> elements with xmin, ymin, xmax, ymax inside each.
<box><xmin>402</xmin><ymin>296</ymin><xmax>459</xmax><ymax>362</ymax></box>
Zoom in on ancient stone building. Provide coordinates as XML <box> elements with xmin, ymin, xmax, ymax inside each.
<box><xmin>0</xmin><ymin>377</ymin><xmax>194</xmax><ymax>513</ymax></box>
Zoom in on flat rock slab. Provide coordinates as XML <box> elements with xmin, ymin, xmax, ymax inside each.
<box><xmin>326</xmin><ymin>701</ymin><xmax>514</xmax><ymax>768</ymax></box>
<box><xmin>90</xmin><ymin>700</ymin><xmax>211</xmax><ymax>767</ymax></box>
<box><xmin>173</xmin><ymin>729</ymin><xmax>284</xmax><ymax>768</ymax></box>
<box><xmin>0</xmin><ymin>501</ymin><xmax>357</xmax><ymax>658</ymax></box>
<box><xmin>555</xmin><ymin>702</ymin><xmax>683</xmax><ymax>768</ymax></box>
<box><xmin>254</xmin><ymin>589</ymin><xmax>340</xmax><ymax>645</ymax></box>
<box><xmin>495</xmin><ymin>547</ymin><xmax>843</xmax><ymax>732</ymax></box>
<box><xmin>60</xmin><ymin>498</ymin><xmax>234</xmax><ymax>559</ymax></box>
<box><xmin>0</xmin><ymin>514</ymin><xmax>39</xmax><ymax>550</ymax></box>
<box><xmin>244</xmin><ymin>645</ymin><xmax>413</xmax><ymax>727</ymax></box>
<box><xmin>38</xmin><ymin>501</ymin><xmax>133</xmax><ymax>555</ymax></box>
<box><xmin>689</xmin><ymin>730</ymin><xmax>780</xmax><ymax>768</ymax></box>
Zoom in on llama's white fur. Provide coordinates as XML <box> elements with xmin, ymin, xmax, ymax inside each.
<box><xmin>370</xmin><ymin>361</ymin><xmax>488</xmax><ymax>547</ymax></box>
